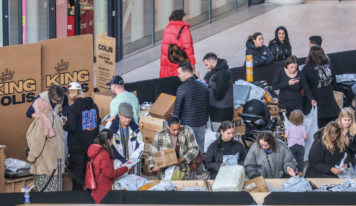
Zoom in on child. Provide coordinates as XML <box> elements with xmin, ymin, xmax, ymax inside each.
<box><xmin>87</xmin><ymin>129</ymin><xmax>130</xmax><ymax>204</ymax></box>
<box><xmin>285</xmin><ymin>110</ymin><xmax>308</xmax><ymax>177</ymax></box>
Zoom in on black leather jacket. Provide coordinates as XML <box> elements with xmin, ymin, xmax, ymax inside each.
<box><xmin>268</xmin><ymin>39</ymin><xmax>292</xmax><ymax>61</ymax></box>
<box><xmin>173</xmin><ymin>76</ymin><xmax>209</xmax><ymax>127</ymax></box>
<box><xmin>203</xmin><ymin>137</ymin><xmax>245</xmax><ymax>179</ymax></box>
<box><xmin>246</xmin><ymin>40</ymin><xmax>275</xmax><ymax>66</ymax></box>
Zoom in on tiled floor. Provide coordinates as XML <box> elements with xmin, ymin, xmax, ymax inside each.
<box><xmin>122</xmin><ymin>1</ymin><xmax>356</xmax><ymax>83</ymax></box>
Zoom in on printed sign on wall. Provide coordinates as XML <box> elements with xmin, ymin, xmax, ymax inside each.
<box><xmin>96</xmin><ymin>31</ymin><xmax>116</xmax><ymax>91</ymax></box>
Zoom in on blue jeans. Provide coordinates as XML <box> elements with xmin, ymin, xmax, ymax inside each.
<box><xmin>352</xmin><ymin>83</ymin><xmax>356</xmax><ymax>117</ymax></box>
<box><xmin>190</xmin><ymin>126</ymin><xmax>205</xmax><ymax>175</ymax></box>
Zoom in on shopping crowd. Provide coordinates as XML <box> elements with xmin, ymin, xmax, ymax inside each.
<box><xmin>24</xmin><ymin>8</ymin><xmax>356</xmax><ymax>204</ymax></box>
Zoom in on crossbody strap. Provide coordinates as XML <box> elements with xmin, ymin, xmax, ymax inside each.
<box><xmin>175</xmin><ymin>26</ymin><xmax>186</xmax><ymax>44</ymax></box>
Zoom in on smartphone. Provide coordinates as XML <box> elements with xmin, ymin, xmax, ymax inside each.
<box><xmin>294</xmin><ymin>77</ymin><xmax>300</xmax><ymax>80</ymax></box>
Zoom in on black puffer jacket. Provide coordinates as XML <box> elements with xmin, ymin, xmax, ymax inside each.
<box><xmin>173</xmin><ymin>76</ymin><xmax>209</xmax><ymax>127</ymax></box>
<box><xmin>204</xmin><ymin>137</ymin><xmax>245</xmax><ymax>179</ymax></box>
<box><xmin>268</xmin><ymin>39</ymin><xmax>292</xmax><ymax>61</ymax></box>
<box><xmin>203</xmin><ymin>59</ymin><xmax>233</xmax><ymax>122</ymax></box>
<box><xmin>246</xmin><ymin>40</ymin><xmax>275</xmax><ymax>66</ymax></box>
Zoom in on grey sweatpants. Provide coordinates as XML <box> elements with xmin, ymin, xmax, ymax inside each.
<box><xmin>190</xmin><ymin>126</ymin><xmax>205</xmax><ymax>175</ymax></box>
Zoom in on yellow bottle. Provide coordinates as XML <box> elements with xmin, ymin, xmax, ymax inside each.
<box><xmin>246</xmin><ymin>55</ymin><xmax>253</xmax><ymax>82</ymax></box>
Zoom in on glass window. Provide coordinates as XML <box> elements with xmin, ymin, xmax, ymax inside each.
<box><xmin>8</xmin><ymin>0</ymin><xmax>20</xmax><ymax>45</ymax></box>
<box><xmin>93</xmin><ymin>0</ymin><xmax>108</xmax><ymax>56</ymax></box>
<box><xmin>154</xmin><ymin>0</ymin><xmax>181</xmax><ymax>42</ymax></box>
<box><xmin>56</xmin><ymin>0</ymin><xmax>68</xmax><ymax>39</ymax></box>
<box><xmin>123</xmin><ymin>0</ymin><xmax>153</xmax><ymax>55</ymax></box>
<box><xmin>212</xmin><ymin>0</ymin><xmax>235</xmax><ymax>18</ymax></box>
<box><xmin>184</xmin><ymin>0</ymin><xmax>209</xmax><ymax>27</ymax></box>
<box><xmin>25</xmin><ymin>0</ymin><xmax>49</xmax><ymax>44</ymax></box>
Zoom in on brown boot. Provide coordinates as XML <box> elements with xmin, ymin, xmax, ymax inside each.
<box><xmin>298</xmin><ymin>172</ymin><xmax>303</xmax><ymax>177</ymax></box>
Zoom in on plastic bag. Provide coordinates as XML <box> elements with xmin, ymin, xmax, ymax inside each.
<box><xmin>336</xmin><ymin>74</ymin><xmax>356</xmax><ymax>83</ymax></box>
<box><xmin>223</xmin><ymin>153</ymin><xmax>239</xmax><ymax>166</ymax></box>
<box><xmin>61</xmin><ymin>116</ymin><xmax>69</xmax><ymax>163</ymax></box>
<box><xmin>212</xmin><ymin>165</ymin><xmax>245</xmax><ymax>191</ymax></box>
<box><xmin>233</xmin><ymin>85</ymin><xmax>251</xmax><ymax>109</ymax></box>
<box><xmin>234</xmin><ymin>80</ymin><xmax>265</xmax><ymax>102</ymax></box>
<box><xmin>148</xmin><ymin>181</ymin><xmax>177</xmax><ymax>191</ymax></box>
<box><xmin>204</xmin><ymin>129</ymin><xmax>217</xmax><ymax>153</ymax></box>
<box><xmin>279</xmin><ymin>176</ymin><xmax>313</xmax><ymax>192</ymax></box>
<box><xmin>314</xmin><ymin>178</ymin><xmax>356</xmax><ymax>192</ymax></box>
<box><xmin>114</xmin><ymin>174</ymin><xmax>149</xmax><ymax>191</ymax></box>
<box><xmin>283</xmin><ymin>106</ymin><xmax>318</xmax><ymax>161</ymax></box>
<box><xmin>182</xmin><ymin>187</ymin><xmax>206</xmax><ymax>191</ymax></box>
<box><xmin>4</xmin><ymin>158</ymin><xmax>31</xmax><ymax>172</ymax></box>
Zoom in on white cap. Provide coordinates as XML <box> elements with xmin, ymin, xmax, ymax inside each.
<box><xmin>68</xmin><ymin>82</ymin><xmax>82</xmax><ymax>90</ymax></box>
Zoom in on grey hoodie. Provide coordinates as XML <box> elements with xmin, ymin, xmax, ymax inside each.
<box><xmin>244</xmin><ymin>139</ymin><xmax>297</xmax><ymax>179</ymax></box>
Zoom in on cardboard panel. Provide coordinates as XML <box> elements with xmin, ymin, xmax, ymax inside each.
<box><xmin>96</xmin><ymin>31</ymin><xmax>116</xmax><ymax>91</ymax></box>
<box><xmin>232</xmin><ymin>107</ymin><xmax>243</xmax><ymax>122</ymax></box>
<box><xmin>141</xmin><ymin>129</ymin><xmax>157</xmax><ymax>144</ymax></box>
<box><xmin>92</xmin><ymin>90</ymin><xmax>114</xmax><ymax>119</ymax></box>
<box><xmin>139</xmin><ymin>116</ymin><xmax>164</xmax><ymax>132</ymax></box>
<box><xmin>0</xmin><ymin>43</ymin><xmax>41</xmax><ymax>161</ymax></box>
<box><xmin>40</xmin><ymin>35</ymin><xmax>94</xmax><ymax>97</ymax></box>
<box><xmin>149</xmin><ymin>93</ymin><xmax>176</xmax><ymax>119</ymax></box>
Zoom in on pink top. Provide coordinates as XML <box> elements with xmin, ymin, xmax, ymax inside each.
<box><xmin>285</xmin><ymin>125</ymin><xmax>307</xmax><ymax>147</ymax></box>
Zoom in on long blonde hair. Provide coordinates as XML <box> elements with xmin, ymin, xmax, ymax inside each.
<box><xmin>322</xmin><ymin>121</ymin><xmax>344</xmax><ymax>154</ymax></box>
<box><xmin>338</xmin><ymin>107</ymin><xmax>356</xmax><ymax>137</ymax></box>
<box><xmin>68</xmin><ymin>89</ymin><xmax>84</xmax><ymax>102</ymax></box>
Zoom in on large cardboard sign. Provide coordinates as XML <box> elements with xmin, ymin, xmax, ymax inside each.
<box><xmin>96</xmin><ymin>31</ymin><xmax>116</xmax><ymax>91</ymax></box>
<box><xmin>0</xmin><ymin>43</ymin><xmax>42</xmax><ymax>160</ymax></box>
<box><xmin>41</xmin><ymin>35</ymin><xmax>94</xmax><ymax>97</ymax></box>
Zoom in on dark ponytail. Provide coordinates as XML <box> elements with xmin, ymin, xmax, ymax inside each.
<box><xmin>248</xmin><ymin>32</ymin><xmax>262</xmax><ymax>41</ymax></box>
<box><xmin>94</xmin><ymin>129</ymin><xmax>114</xmax><ymax>159</ymax></box>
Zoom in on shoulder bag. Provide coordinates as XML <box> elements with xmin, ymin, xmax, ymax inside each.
<box><xmin>168</xmin><ymin>26</ymin><xmax>190</xmax><ymax>64</ymax></box>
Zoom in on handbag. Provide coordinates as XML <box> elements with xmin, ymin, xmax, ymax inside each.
<box><xmin>85</xmin><ymin>159</ymin><xmax>101</xmax><ymax>190</ymax></box>
<box><xmin>181</xmin><ymin>126</ymin><xmax>204</xmax><ymax>172</ymax></box>
<box><xmin>168</xmin><ymin>26</ymin><xmax>190</xmax><ymax>64</ymax></box>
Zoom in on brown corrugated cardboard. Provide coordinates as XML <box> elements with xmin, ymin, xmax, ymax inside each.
<box><xmin>232</xmin><ymin>107</ymin><xmax>243</xmax><ymax>122</ymax></box>
<box><xmin>41</xmin><ymin>35</ymin><xmax>94</xmax><ymax>99</ymax></box>
<box><xmin>141</xmin><ymin>129</ymin><xmax>158</xmax><ymax>144</ymax></box>
<box><xmin>92</xmin><ymin>90</ymin><xmax>114</xmax><ymax>120</ymax></box>
<box><xmin>243</xmin><ymin>176</ymin><xmax>269</xmax><ymax>193</ymax></box>
<box><xmin>139</xmin><ymin>116</ymin><xmax>164</xmax><ymax>132</ymax></box>
<box><xmin>149</xmin><ymin>93</ymin><xmax>176</xmax><ymax>119</ymax></box>
<box><xmin>144</xmin><ymin>143</ymin><xmax>151</xmax><ymax>152</ymax></box>
<box><xmin>96</xmin><ymin>31</ymin><xmax>116</xmax><ymax>91</ymax></box>
<box><xmin>0</xmin><ymin>43</ymin><xmax>41</xmax><ymax>161</ymax></box>
<box><xmin>153</xmin><ymin>148</ymin><xmax>178</xmax><ymax>169</ymax></box>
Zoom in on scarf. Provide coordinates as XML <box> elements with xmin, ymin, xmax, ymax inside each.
<box><xmin>33</xmin><ymin>98</ymin><xmax>55</xmax><ymax>137</ymax></box>
<box><xmin>119</xmin><ymin>121</ymin><xmax>130</xmax><ymax>159</ymax></box>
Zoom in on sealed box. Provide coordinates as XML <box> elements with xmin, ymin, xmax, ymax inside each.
<box><xmin>141</xmin><ymin>129</ymin><xmax>158</xmax><ymax>144</ymax></box>
<box><xmin>243</xmin><ymin>176</ymin><xmax>269</xmax><ymax>193</ymax></box>
<box><xmin>92</xmin><ymin>90</ymin><xmax>114</xmax><ymax>120</ymax></box>
<box><xmin>139</xmin><ymin>116</ymin><xmax>164</xmax><ymax>132</ymax></box>
<box><xmin>149</xmin><ymin>93</ymin><xmax>176</xmax><ymax>119</ymax></box>
<box><xmin>153</xmin><ymin>148</ymin><xmax>178</xmax><ymax>169</ymax></box>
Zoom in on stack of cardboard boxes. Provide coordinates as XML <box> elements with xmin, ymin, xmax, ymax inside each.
<box><xmin>140</xmin><ymin>93</ymin><xmax>176</xmax><ymax>175</ymax></box>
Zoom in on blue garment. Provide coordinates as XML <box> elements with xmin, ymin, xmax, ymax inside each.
<box><xmin>122</xmin><ymin>127</ymin><xmax>127</xmax><ymax>136</ymax></box>
<box><xmin>26</xmin><ymin>94</ymin><xmax>69</xmax><ymax>118</ymax></box>
<box><xmin>264</xmin><ymin>149</ymin><xmax>271</xmax><ymax>154</ymax></box>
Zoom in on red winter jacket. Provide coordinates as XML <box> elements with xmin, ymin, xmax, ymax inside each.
<box><xmin>87</xmin><ymin>144</ymin><xmax>128</xmax><ymax>204</ymax></box>
<box><xmin>160</xmin><ymin>21</ymin><xmax>196</xmax><ymax>78</ymax></box>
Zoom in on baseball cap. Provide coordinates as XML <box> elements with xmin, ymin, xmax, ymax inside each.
<box><xmin>118</xmin><ymin>102</ymin><xmax>134</xmax><ymax>118</ymax></box>
<box><xmin>106</xmin><ymin>75</ymin><xmax>124</xmax><ymax>86</ymax></box>
<box><xmin>68</xmin><ymin>82</ymin><xmax>82</xmax><ymax>90</ymax></box>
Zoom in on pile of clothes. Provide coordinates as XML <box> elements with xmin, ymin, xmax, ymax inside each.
<box><xmin>314</xmin><ymin>179</ymin><xmax>356</xmax><ymax>192</ymax></box>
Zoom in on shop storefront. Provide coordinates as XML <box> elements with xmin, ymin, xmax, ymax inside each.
<box><xmin>0</xmin><ymin>0</ymin><xmax>247</xmax><ymax>61</ymax></box>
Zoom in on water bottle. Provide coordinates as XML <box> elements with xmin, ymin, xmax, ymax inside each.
<box><xmin>24</xmin><ymin>186</ymin><xmax>30</xmax><ymax>204</ymax></box>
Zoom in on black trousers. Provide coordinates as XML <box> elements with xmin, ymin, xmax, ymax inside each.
<box><xmin>289</xmin><ymin>144</ymin><xmax>305</xmax><ymax>172</ymax></box>
<box><xmin>318</xmin><ymin>117</ymin><xmax>337</xmax><ymax>129</ymax></box>
<box><xmin>68</xmin><ymin>150</ymin><xmax>88</xmax><ymax>190</ymax></box>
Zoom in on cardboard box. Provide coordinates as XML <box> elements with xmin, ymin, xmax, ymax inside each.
<box><xmin>149</xmin><ymin>93</ymin><xmax>176</xmax><ymax>119</ymax></box>
<box><xmin>153</xmin><ymin>148</ymin><xmax>178</xmax><ymax>169</ymax></box>
<box><xmin>334</xmin><ymin>91</ymin><xmax>343</xmax><ymax>108</ymax></box>
<box><xmin>138</xmin><ymin>180</ymin><xmax>160</xmax><ymax>191</ymax></box>
<box><xmin>232</xmin><ymin>107</ymin><xmax>243</xmax><ymax>122</ymax></box>
<box><xmin>234</xmin><ymin>126</ymin><xmax>246</xmax><ymax>136</ymax></box>
<box><xmin>144</xmin><ymin>143</ymin><xmax>151</xmax><ymax>152</ymax></box>
<box><xmin>141</xmin><ymin>155</ymin><xmax>156</xmax><ymax>176</ymax></box>
<box><xmin>243</xmin><ymin>176</ymin><xmax>269</xmax><ymax>193</ymax></box>
<box><xmin>92</xmin><ymin>90</ymin><xmax>115</xmax><ymax>120</ymax></box>
<box><xmin>141</xmin><ymin>129</ymin><xmax>157</xmax><ymax>144</ymax></box>
<box><xmin>139</xmin><ymin>116</ymin><xmax>164</xmax><ymax>132</ymax></box>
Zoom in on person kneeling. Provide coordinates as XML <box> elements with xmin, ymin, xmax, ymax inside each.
<box><xmin>244</xmin><ymin>131</ymin><xmax>297</xmax><ymax>179</ymax></box>
<box><xmin>147</xmin><ymin>115</ymin><xmax>199</xmax><ymax>180</ymax></box>
<box><xmin>204</xmin><ymin>121</ymin><xmax>246</xmax><ymax>179</ymax></box>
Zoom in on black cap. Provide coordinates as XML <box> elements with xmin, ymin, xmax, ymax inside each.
<box><xmin>106</xmin><ymin>75</ymin><xmax>124</xmax><ymax>85</ymax></box>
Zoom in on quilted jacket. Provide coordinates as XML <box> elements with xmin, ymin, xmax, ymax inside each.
<box><xmin>160</xmin><ymin>20</ymin><xmax>196</xmax><ymax>78</ymax></box>
<box><xmin>246</xmin><ymin>40</ymin><xmax>275</xmax><ymax>66</ymax></box>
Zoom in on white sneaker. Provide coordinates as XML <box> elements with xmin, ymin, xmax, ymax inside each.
<box><xmin>195</xmin><ymin>172</ymin><xmax>209</xmax><ymax>180</ymax></box>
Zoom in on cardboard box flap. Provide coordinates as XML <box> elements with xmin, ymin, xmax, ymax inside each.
<box><xmin>149</xmin><ymin>93</ymin><xmax>176</xmax><ymax>119</ymax></box>
<box><xmin>153</xmin><ymin>148</ymin><xmax>178</xmax><ymax>169</ymax></box>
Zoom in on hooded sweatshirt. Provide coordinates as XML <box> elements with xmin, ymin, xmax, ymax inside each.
<box><xmin>64</xmin><ymin>97</ymin><xmax>101</xmax><ymax>153</ymax></box>
<box><xmin>246</xmin><ymin>40</ymin><xmax>275</xmax><ymax>66</ymax></box>
<box><xmin>87</xmin><ymin>144</ymin><xmax>128</xmax><ymax>204</ymax></box>
<box><xmin>203</xmin><ymin>59</ymin><xmax>233</xmax><ymax>122</ymax></box>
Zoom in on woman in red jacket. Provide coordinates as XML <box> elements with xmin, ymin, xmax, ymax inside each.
<box><xmin>87</xmin><ymin>129</ymin><xmax>129</xmax><ymax>204</ymax></box>
<box><xmin>160</xmin><ymin>9</ymin><xmax>196</xmax><ymax>78</ymax></box>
